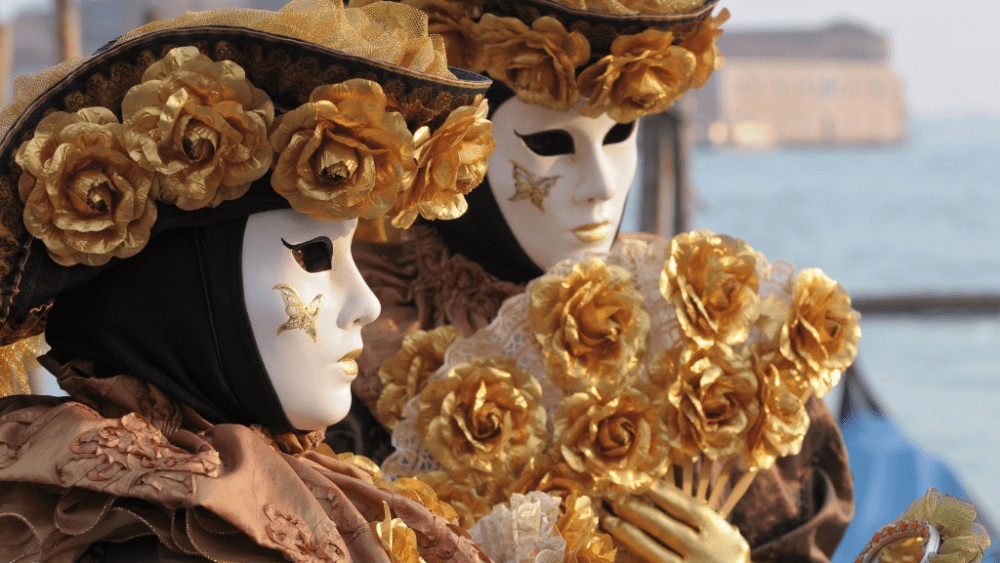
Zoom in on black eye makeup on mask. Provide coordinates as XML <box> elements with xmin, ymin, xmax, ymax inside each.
<box><xmin>515</xmin><ymin>129</ymin><xmax>575</xmax><ymax>156</ymax></box>
<box><xmin>281</xmin><ymin>237</ymin><xmax>333</xmax><ymax>273</ymax></box>
<box><xmin>603</xmin><ymin>121</ymin><xmax>636</xmax><ymax>145</ymax></box>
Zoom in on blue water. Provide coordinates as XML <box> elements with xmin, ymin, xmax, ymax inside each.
<box><xmin>686</xmin><ymin>115</ymin><xmax>1000</xmax><ymax>555</ymax></box>
<box><xmin>690</xmin><ymin>115</ymin><xmax>1000</xmax><ymax>294</ymax></box>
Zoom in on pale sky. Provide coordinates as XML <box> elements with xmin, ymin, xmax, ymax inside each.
<box><xmin>2</xmin><ymin>0</ymin><xmax>998</xmax><ymax>116</ymax></box>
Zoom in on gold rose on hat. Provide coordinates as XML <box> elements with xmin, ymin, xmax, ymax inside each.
<box><xmin>0</xmin><ymin>0</ymin><xmax>496</xmax><ymax>289</ymax></box>
<box><xmin>0</xmin><ymin>0</ymin><xmax>495</xmax><ymax>367</ymax></box>
<box><xmin>396</xmin><ymin>0</ymin><xmax>729</xmax><ymax>121</ymax></box>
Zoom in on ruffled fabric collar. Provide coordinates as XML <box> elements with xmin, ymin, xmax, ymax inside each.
<box><xmin>0</xmin><ymin>356</ymin><xmax>490</xmax><ymax>563</ymax></box>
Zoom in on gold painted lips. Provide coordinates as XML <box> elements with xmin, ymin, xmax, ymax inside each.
<box><xmin>572</xmin><ymin>221</ymin><xmax>609</xmax><ymax>243</ymax></box>
<box><xmin>338</xmin><ymin>349</ymin><xmax>362</xmax><ymax>377</ymax></box>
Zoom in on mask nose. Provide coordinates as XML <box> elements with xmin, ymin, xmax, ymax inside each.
<box><xmin>573</xmin><ymin>146</ymin><xmax>617</xmax><ymax>205</ymax></box>
<box><xmin>336</xmin><ymin>264</ymin><xmax>380</xmax><ymax>329</ymax></box>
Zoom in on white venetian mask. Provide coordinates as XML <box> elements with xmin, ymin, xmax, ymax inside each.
<box><xmin>242</xmin><ymin>209</ymin><xmax>380</xmax><ymax>431</ymax></box>
<box><xmin>488</xmin><ymin>96</ymin><xmax>639</xmax><ymax>271</ymax></box>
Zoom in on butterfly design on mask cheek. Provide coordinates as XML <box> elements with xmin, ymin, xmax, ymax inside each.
<box><xmin>273</xmin><ymin>284</ymin><xmax>323</xmax><ymax>342</ymax></box>
<box><xmin>509</xmin><ymin>161</ymin><xmax>560</xmax><ymax>212</ymax></box>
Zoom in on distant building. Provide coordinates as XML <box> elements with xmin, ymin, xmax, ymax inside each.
<box><xmin>684</xmin><ymin>21</ymin><xmax>907</xmax><ymax>148</ymax></box>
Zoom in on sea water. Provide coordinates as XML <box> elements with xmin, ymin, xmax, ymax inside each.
<box><xmin>688</xmin><ymin>114</ymin><xmax>1000</xmax><ymax>549</ymax></box>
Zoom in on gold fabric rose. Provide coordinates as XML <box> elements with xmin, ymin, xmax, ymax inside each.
<box><xmin>529</xmin><ymin>258</ymin><xmax>650</xmax><ymax>396</ymax></box>
<box><xmin>392</xmin><ymin>98</ymin><xmax>495</xmax><ymax>228</ymax></box>
<box><xmin>15</xmin><ymin>108</ymin><xmax>159</xmax><ymax>266</ymax></box>
<box><xmin>557</xmin><ymin>493</ymin><xmax>617</xmax><ymax>563</ymax></box>
<box><xmin>371</xmin><ymin>502</ymin><xmax>422</xmax><ymax>563</ymax></box>
<box><xmin>578</xmin><ymin>28</ymin><xmax>697</xmax><ymax>123</ymax></box>
<box><xmin>743</xmin><ymin>347</ymin><xmax>809</xmax><ymax>471</ymax></box>
<box><xmin>269</xmin><ymin>79</ymin><xmax>417</xmax><ymax>221</ymax></box>
<box><xmin>401</xmin><ymin>0</ymin><xmax>484</xmax><ymax>71</ymax></box>
<box><xmin>651</xmin><ymin>345</ymin><xmax>759</xmax><ymax>461</ymax></box>
<box><xmin>511</xmin><ymin>452</ymin><xmax>593</xmax><ymax>501</ymax></box>
<box><xmin>660</xmin><ymin>230</ymin><xmax>761</xmax><ymax>350</ymax></box>
<box><xmin>388</xmin><ymin>477</ymin><xmax>461</xmax><ymax>525</ymax></box>
<box><xmin>378</xmin><ymin>325</ymin><xmax>464</xmax><ymax>430</ymax></box>
<box><xmin>676</xmin><ymin>9</ymin><xmax>730</xmax><ymax>90</ymax></box>
<box><xmin>553</xmin><ymin>386</ymin><xmax>671</xmax><ymax>499</ymax></box>
<box><xmin>779</xmin><ymin>268</ymin><xmax>861</xmax><ymax>398</ymax></box>
<box><xmin>416</xmin><ymin>356</ymin><xmax>547</xmax><ymax>487</ymax></box>
<box><xmin>477</xmin><ymin>14</ymin><xmax>591</xmax><ymax>111</ymax></box>
<box><xmin>121</xmin><ymin>46</ymin><xmax>273</xmax><ymax>211</ymax></box>
<box><xmin>417</xmin><ymin>471</ymin><xmax>497</xmax><ymax>528</ymax></box>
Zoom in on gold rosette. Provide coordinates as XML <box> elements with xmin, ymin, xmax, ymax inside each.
<box><xmin>15</xmin><ymin>108</ymin><xmax>159</xmax><ymax>266</ymax></box>
<box><xmin>676</xmin><ymin>8</ymin><xmax>730</xmax><ymax>89</ymax></box>
<box><xmin>896</xmin><ymin>489</ymin><xmax>991</xmax><ymax>563</ymax></box>
<box><xmin>660</xmin><ymin>230</ymin><xmax>761</xmax><ymax>350</ymax></box>
<box><xmin>743</xmin><ymin>347</ymin><xmax>809</xmax><ymax>471</ymax></box>
<box><xmin>477</xmin><ymin>14</ymin><xmax>591</xmax><ymax>111</ymax></box>
<box><xmin>652</xmin><ymin>345</ymin><xmax>759</xmax><ymax>461</ymax></box>
<box><xmin>371</xmin><ymin>502</ymin><xmax>422</xmax><ymax>563</ymax></box>
<box><xmin>378</xmin><ymin>325</ymin><xmax>464</xmax><ymax>430</ymax></box>
<box><xmin>557</xmin><ymin>493</ymin><xmax>617</xmax><ymax>563</ymax></box>
<box><xmin>392</xmin><ymin>98</ymin><xmax>495</xmax><ymax>228</ymax></box>
<box><xmin>269</xmin><ymin>79</ymin><xmax>417</xmax><ymax>221</ymax></box>
<box><xmin>779</xmin><ymin>268</ymin><xmax>861</xmax><ymax>398</ymax></box>
<box><xmin>578</xmin><ymin>28</ymin><xmax>697</xmax><ymax>123</ymax></box>
<box><xmin>121</xmin><ymin>47</ymin><xmax>274</xmax><ymax>211</ymax></box>
<box><xmin>416</xmin><ymin>356</ymin><xmax>547</xmax><ymax>487</ymax></box>
<box><xmin>553</xmin><ymin>386</ymin><xmax>671</xmax><ymax>499</ymax></box>
<box><xmin>511</xmin><ymin>452</ymin><xmax>594</xmax><ymax>501</ymax></box>
<box><xmin>401</xmin><ymin>0</ymin><xmax>484</xmax><ymax>72</ymax></box>
<box><xmin>388</xmin><ymin>477</ymin><xmax>461</xmax><ymax>525</ymax></box>
<box><xmin>529</xmin><ymin>258</ymin><xmax>650</xmax><ymax>396</ymax></box>
<box><xmin>417</xmin><ymin>471</ymin><xmax>498</xmax><ymax>528</ymax></box>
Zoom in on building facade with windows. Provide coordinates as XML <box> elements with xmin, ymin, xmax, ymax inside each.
<box><xmin>686</xmin><ymin>22</ymin><xmax>907</xmax><ymax>147</ymax></box>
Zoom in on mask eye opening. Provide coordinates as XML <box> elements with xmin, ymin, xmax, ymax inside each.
<box><xmin>603</xmin><ymin>121</ymin><xmax>635</xmax><ymax>145</ymax></box>
<box><xmin>515</xmin><ymin>129</ymin><xmax>575</xmax><ymax>156</ymax></box>
<box><xmin>281</xmin><ymin>237</ymin><xmax>333</xmax><ymax>273</ymax></box>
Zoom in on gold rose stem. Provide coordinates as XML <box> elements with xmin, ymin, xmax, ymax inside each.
<box><xmin>697</xmin><ymin>457</ymin><xmax>713</xmax><ymax>500</ymax></box>
<box><xmin>719</xmin><ymin>469</ymin><xmax>759</xmax><ymax>518</ymax></box>
<box><xmin>707</xmin><ymin>458</ymin><xmax>735</xmax><ymax>510</ymax></box>
<box><xmin>682</xmin><ymin>457</ymin><xmax>695</xmax><ymax>496</ymax></box>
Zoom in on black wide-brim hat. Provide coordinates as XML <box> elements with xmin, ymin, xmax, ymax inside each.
<box><xmin>0</xmin><ymin>0</ymin><xmax>493</xmax><ymax>345</ymax></box>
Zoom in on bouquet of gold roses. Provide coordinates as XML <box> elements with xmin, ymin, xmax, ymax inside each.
<box><xmin>378</xmin><ymin>230</ymin><xmax>861</xmax><ymax>547</ymax></box>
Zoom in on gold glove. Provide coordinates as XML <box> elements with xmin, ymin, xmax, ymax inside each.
<box><xmin>601</xmin><ymin>480</ymin><xmax>750</xmax><ymax>563</ymax></box>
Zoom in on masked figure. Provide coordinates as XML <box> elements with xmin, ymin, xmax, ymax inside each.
<box><xmin>345</xmin><ymin>1</ymin><xmax>854</xmax><ymax>562</ymax></box>
<box><xmin>0</xmin><ymin>1</ymin><xmax>499</xmax><ymax>561</ymax></box>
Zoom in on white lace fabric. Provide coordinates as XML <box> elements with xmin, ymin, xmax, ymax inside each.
<box><xmin>469</xmin><ymin>492</ymin><xmax>568</xmax><ymax>563</ymax></box>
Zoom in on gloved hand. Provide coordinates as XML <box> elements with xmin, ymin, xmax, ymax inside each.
<box><xmin>601</xmin><ymin>479</ymin><xmax>750</xmax><ymax>563</ymax></box>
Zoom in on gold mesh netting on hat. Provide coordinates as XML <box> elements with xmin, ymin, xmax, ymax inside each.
<box><xmin>2</xmin><ymin>0</ymin><xmax>453</xmax><ymax>143</ymax></box>
<box><xmin>1</xmin><ymin>57</ymin><xmax>87</xmax><ymax>142</ymax></box>
<box><xmin>114</xmin><ymin>0</ymin><xmax>452</xmax><ymax>78</ymax></box>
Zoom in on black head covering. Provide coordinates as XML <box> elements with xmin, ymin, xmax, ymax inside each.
<box><xmin>425</xmin><ymin>82</ymin><xmax>545</xmax><ymax>285</ymax></box>
<box><xmin>44</xmin><ymin>180</ymin><xmax>299</xmax><ymax>432</ymax></box>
